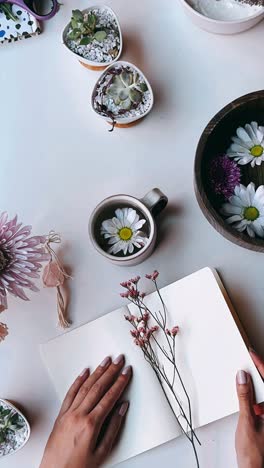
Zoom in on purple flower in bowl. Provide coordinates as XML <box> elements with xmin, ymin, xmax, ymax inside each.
<box><xmin>209</xmin><ymin>155</ymin><xmax>241</xmax><ymax>200</ymax></box>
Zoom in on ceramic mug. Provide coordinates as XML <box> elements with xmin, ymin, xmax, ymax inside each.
<box><xmin>89</xmin><ymin>188</ymin><xmax>168</xmax><ymax>266</ymax></box>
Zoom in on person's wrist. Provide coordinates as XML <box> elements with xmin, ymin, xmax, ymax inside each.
<box><xmin>238</xmin><ymin>455</ymin><xmax>263</xmax><ymax>468</ymax></box>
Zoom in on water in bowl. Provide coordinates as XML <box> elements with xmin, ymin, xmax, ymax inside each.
<box><xmin>189</xmin><ymin>0</ymin><xmax>263</xmax><ymax>21</ymax></box>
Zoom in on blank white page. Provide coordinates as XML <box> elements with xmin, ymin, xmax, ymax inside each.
<box><xmin>128</xmin><ymin>267</ymin><xmax>264</xmax><ymax>432</ymax></box>
<box><xmin>40</xmin><ymin>307</ymin><xmax>180</xmax><ymax>467</ymax></box>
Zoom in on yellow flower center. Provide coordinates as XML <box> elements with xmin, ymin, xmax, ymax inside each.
<box><xmin>244</xmin><ymin>206</ymin><xmax>259</xmax><ymax>222</ymax></box>
<box><xmin>250</xmin><ymin>145</ymin><xmax>263</xmax><ymax>157</ymax></box>
<box><xmin>119</xmin><ymin>227</ymin><xmax>133</xmax><ymax>241</ymax></box>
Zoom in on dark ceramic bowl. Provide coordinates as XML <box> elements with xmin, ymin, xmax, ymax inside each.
<box><xmin>194</xmin><ymin>90</ymin><xmax>264</xmax><ymax>253</ymax></box>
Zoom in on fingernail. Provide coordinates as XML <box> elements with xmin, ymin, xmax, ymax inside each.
<box><xmin>237</xmin><ymin>370</ymin><xmax>247</xmax><ymax>385</ymax></box>
<box><xmin>119</xmin><ymin>401</ymin><xmax>129</xmax><ymax>417</ymax></box>
<box><xmin>122</xmin><ymin>365</ymin><xmax>132</xmax><ymax>375</ymax></box>
<box><xmin>79</xmin><ymin>368</ymin><xmax>89</xmax><ymax>377</ymax></box>
<box><xmin>113</xmin><ymin>354</ymin><xmax>124</xmax><ymax>365</ymax></box>
<box><xmin>100</xmin><ymin>356</ymin><xmax>111</xmax><ymax>367</ymax></box>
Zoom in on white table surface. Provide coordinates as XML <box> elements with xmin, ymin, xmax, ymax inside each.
<box><xmin>1</xmin><ymin>1</ymin><xmax>264</xmax><ymax>467</ymax></box>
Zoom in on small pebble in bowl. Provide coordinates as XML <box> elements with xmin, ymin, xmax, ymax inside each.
<box><xmin>189</xmin><ymin>0</ymin><xmax>263</xmax><ymax>21</ymax></box>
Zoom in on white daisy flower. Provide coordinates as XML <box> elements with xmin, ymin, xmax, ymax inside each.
<box><xmin>101</xmin><ymin>207</ymin><xmax>148</xmax><ymax>255</ymax></box>
<box><xmin>227</xmin><ymin>121</ymin><xmax>264</xmax><ymax>167</ymax></box>
<box><xmin>221</xmin><ymin>182</ymin><xmax>264</xmax><ymax>238</ymax></box>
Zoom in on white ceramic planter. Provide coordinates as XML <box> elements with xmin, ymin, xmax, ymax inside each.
<box><xmin>62</xmin><ymin>5</ymin><xmax>122</xmax><ymax>71</ymax></box>
<box><xmin>179</xmin><ymin>0</ymin><xmax>264</xmax><ymax>34</ymax></box>
<box><xmin>0</xmin><ymin>399</ymin><xmax>30</xmax><ymax>458</ymax></box>
<box><xmin>91</xmin><ymin>61</ymin><xmax>154</xmax><ymax>128</ymax></box>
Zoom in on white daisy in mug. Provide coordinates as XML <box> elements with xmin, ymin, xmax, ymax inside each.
<box><xmin>221</xmin><ymin>182</ymin><xmax>264</xmax><ymax>238</ymax></box>
<box><xmin>101</xmin><ymin>207</ymin><xmax>148</xmax><ymax>255</ymax></box>
<box><xmin>227</xmin><ymin>121</ymin><xmax>264</xmax><ymax>167</ymax></box>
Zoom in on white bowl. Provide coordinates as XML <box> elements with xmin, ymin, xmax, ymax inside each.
<box><xmin>0</xmin><ymin>399</ymin><xmax>30</xmax><ymax>458</ymax></box>
<box><xmin>179</xmin><ymin>0</ymin><xmax>264</xmax><ymax>34</ymax></box>
<box><xmin>91</xmin><ymin>61</ymin><xmax>154</xmax><ymax>128</ymax></box>
<box><xmin>62</xmin><ymin>5</ymin><xmax>122</xmax><ymax>70</ymax></box>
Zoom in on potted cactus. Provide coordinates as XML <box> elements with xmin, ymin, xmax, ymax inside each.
<box><xmin>91</xmin><ymin>61</ymin><xmax>154</xmax><ymax>130</ymax></box>
<box><xmin>0</xmin><ymin>399</ymin><xmax>30</xmax><ymax>458</ymax></box>
<box><xmin>62</xmin><ymin>5</ymin><xmax>122</xmax><ymax>71</ymax></box>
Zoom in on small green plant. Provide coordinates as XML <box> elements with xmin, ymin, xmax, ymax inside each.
<box><xmin>0</xmin><ymin>406</ymin><xmax>24</xmax><ymax>444</ymax></box>
<box><xmin>67</xmin><ymin>9</ymin><xmax>107</xmax><ymax>45</ymax></box>
<box><xmin>107</xmin><ymin>70</ymin><xmax>148</xmax><ymax>110</ymax></box>
<box><xmin>0</xmin><ymin>4</ymin><xmax>18</xmax><ymax>21</ymax></box>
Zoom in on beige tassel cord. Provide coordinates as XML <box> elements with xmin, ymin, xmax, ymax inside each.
<box><xmin>43</xmin><ymin>231</ymin><xmax>72</xmax><ymax>329</ymax></box>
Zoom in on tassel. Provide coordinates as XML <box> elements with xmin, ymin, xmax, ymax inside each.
<box><xmin>43</xmin><ymin>231</ymin><xmax>71</xmax><ymax>329</ymax></box>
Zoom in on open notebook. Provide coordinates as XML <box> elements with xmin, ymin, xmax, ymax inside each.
<box><xmin>40</xmin><ymin>268</ymin><xmax>264</xmax><ymax>467</ymax></box>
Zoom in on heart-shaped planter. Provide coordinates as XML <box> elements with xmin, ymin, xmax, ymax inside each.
<box><xmin>91</xmin><ymin>61</ymin><xmax>154</xmax><ymax>130</ymax></box>
<box><xmin>62</xmin><ymin>5</ymin><xmax>122</xmax><ymax>71</ymax></box>
<box><xmin>0</xmin><ymin>399</ymin><xmax>30</xmax><ymax>458</ymax></box>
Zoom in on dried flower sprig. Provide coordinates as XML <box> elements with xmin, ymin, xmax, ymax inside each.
<box><xmin>120</xmin><ymin>272</ymin><xmax>201</xmax><ymax>468</ymax></box>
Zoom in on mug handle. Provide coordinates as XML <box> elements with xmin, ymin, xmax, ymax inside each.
<box><xmin>140</xmin><ymin>188</ymin><xmax>168</xmax><ymax>217</ymax></box>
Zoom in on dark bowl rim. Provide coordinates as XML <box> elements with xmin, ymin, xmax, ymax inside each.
<box><xmin>194</xmin><ymin>89</ymin><xmax>264</xmax><ymax>253</ymax></box>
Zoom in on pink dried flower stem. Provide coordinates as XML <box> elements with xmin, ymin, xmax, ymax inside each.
<box><xmin>152</xmin><ymin>278</ymin><xmax>194</xmax><ymax>439</ymax></box>
<box><xmin>134</xmin><ymin>296</ymin><xmax>199</xmax><ymax>445</ymax></box>
<box><xmin>122</xmin><ymin>274</ymin><xmax>200</xmax><ymax>467</ymax></box>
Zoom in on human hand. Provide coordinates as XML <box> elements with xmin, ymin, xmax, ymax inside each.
<box><xmin>40</xmin><ymin>355</ymin><xmax>132</xmax><ymax>468</ymax></box>
<box><xmin>235</xmin><ymin>349</ymin><xmax>264</xmax><ymax>468</ymax></box>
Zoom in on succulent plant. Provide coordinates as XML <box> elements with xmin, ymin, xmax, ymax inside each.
<box><xmin>106</xmin><ymin>70</ymin><xmax>148</xmax><ymax>110</ymax></box>
<box><xmin>67</xmin><ymin>9</ymin><xmax>107</xmax><ymax>45</ymax></box>
<box><xmin>0</xmin><ymin>406</ymin><xmax>25</xmax><ymax>444</ymax></box>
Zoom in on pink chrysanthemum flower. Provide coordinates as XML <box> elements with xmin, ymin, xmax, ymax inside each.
<box><xmin>0</xmin><ymin>212</ymin><xmax>50</xmax><ymax>311</ymax></box>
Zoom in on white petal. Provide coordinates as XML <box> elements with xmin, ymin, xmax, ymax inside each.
<box><xmin>236</xmin><ymin>219</ymin><xmax>248</xmax><ymax>229</ymax></box>
<box><xmin>123</xmin><ymin>242</ymin><xmax>129</xmax><ymax>255</ymax></box>
<box><xmin>107</xmin><ymin>236</ymin><xmax>120</xmax><ymax>245</ymax></box>
<box><xmin>112</xmin><ymin>217</ymin><xmax>122</xmax><ymax>229</ymax></box>
<box><xmin>250</xmin><ymin>121</ymin><xmax>261</xmax><ymax>144</ymax></box>
<box><xmin>226</xmin><ymin>215</ymin><xmax>243</xmax><ymax>224</ymax></box>
<box><xmin>252</xmin><ymin>222</ymin><xmax>264</xmax><ymax>238</ymax></box>
<box><xmin>247</xmin><ymin>182</ymin><xmax>256</xmax><ymax>204</ymax></box>
<box><xmin>132</xmin><ymin>219</ymin><xmax>146</xmax><ymax>231</ymax></box>
<box><xmin>230</xmin><ymin>143</ymin><xmax>249</xmax><ymax>154</ymax></box>
<box><xmin>101</xmin><ymin>220</ymin><xmax>117</xmax><ymax>234</ymax></box>
<box><xmin>232</xmin><ymin>136</ymin><xmax>252</xmax><ymax>150</ymax></box>
<box><xmin>115</xmin><ymin>209</ymin><xmax>125</xmax><ymax>226</ymax></box>
<box><xmin>126</xmin><ymin>209</ymin><xmax>137</xmax><ymax>226</ymax></box>
<box><xmin>221</xmin><ymin>204</ymin><xmax>241</xmax><ymax>215</ymax></box>
<box><xmin>237</xmin><ymin>126</ymin><xmax>252</xmax><ymax>144</ymax></box>
<box><xmin>109</xmin><ymin>241</ymin><xmax>123</xmax><ymax>255</ymax></box>
<box><xmin>229</xmin><ymin>195</ymin><xmax>244</xmax><ymax>208</ymax></box>
<box><xmin>239</xmin><ymin>185</ymin><xmax>251</xmax><ymax>206</ymax></box>
<box><xmin>254</xmin><ymin>185</ymin><xmax>264</xmax><ymax>201</ymax></box>
<box><xmin>244</xmin><ymin>123</ymin><xmax>258</xmax><ymax>145</ymax></box>
<box><xmin>237</xmin><ymin>155</ymin><xmax>253</xmax><ymax>165</ymax></box>
<box><xmin>246</xmin><ymin>225</ymin><xmax>255</xmax><ymax>238</ymax></box>
<box><xmin>256</xmin><ymin>158</ymin><xmax>263</xmax><ymax>166</ymax></box>
<box><xmin>128</xmin><ymin>242</ymin><xmax>134</xmax><ymax>254</ymax></box>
